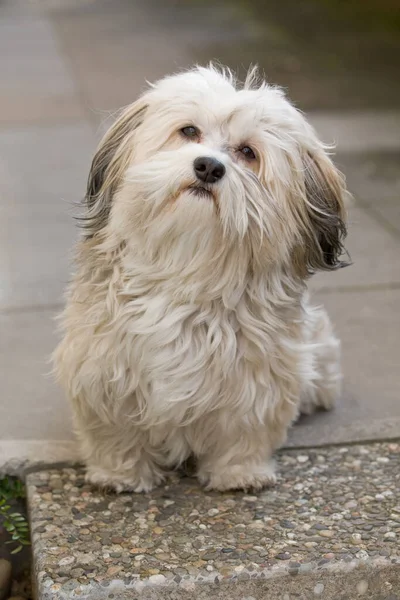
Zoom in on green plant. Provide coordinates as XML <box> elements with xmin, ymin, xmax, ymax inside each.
<box><xmin>0</xmin><ymin>476</ymin><xmax>30</xmax><ymax>554</ymax></box>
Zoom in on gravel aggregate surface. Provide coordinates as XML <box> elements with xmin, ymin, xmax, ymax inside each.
<box><xmin>27</xmin><ymin>442</ymin><xmax>400</xmax><ymax>599</ymax></box>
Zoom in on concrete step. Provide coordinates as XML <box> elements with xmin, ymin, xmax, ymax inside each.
<box><xmin>26</xmin><ymin>442</ymin><xmax>400</xmax><ymax>599</ymax></box>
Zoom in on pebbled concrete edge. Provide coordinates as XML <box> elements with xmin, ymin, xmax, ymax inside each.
<box><xmin>35</xmin><ymin>559</ymin><xmax>399</xmax><ymax>600</ymax></box>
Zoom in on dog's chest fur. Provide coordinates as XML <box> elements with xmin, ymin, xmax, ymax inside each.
<box><xmin>84</xmin><ymin>278</ymin><xmax>304</xmax><ymax>430</ymax></box>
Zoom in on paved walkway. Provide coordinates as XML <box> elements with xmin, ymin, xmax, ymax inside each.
<box><xmin>1</xmin><ymin>0</ymin><xmax>400</xmax><ymax>464</ymax></box>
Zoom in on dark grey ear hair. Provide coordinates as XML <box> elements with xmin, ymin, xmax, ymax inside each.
<box><xmin>80</xmin><ymin>102</ymin><xmax>147</xmax><ymax>237</ymax></box>
<box><xmin>302</xmin><ymin>151</ymin><xmax>349</xmax><ymax>274</ymax></box>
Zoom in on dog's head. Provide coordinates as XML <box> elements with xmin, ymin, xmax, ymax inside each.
<box><xmin>83</xmin><ymin>65</ymin><xmax>348</xmax><ymax>277</ymax></box>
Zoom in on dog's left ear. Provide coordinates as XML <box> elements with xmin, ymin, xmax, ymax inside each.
<box><xmin>301</xmin><ymin>150</ymin><xmax>349</xmax><ymax>274</ymax></box>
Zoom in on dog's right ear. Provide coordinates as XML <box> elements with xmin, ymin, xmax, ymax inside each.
<box><xmin>81</xmin><ymin>101</ymin><xmax>148</xmax><ymax>237</ymax></box>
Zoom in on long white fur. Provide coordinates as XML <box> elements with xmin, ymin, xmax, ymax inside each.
<box><xmin>54</xmin><ymin>65</ymin><xmax>347</xmax><ymax>492</ymax></box>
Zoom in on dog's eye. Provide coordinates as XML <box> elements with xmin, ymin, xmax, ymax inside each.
<box><xmin>239</xmin><ymin>146</ymin><xmax>256</xmax><ymax>160</ymax></box>
<box><xmin>180</xmin><ymin>126</ymin><xmax>200</xmax><ymax>139</ymax></box>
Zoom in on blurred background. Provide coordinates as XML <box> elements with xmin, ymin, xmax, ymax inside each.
<box><xmin>0</xmin><ymin>0</ymin><xmax>399</xmax><ymax>463</ymax></box>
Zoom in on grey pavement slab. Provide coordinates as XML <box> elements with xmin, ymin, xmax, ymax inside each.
<box><xmin>0</xmin><ymin>0</ymin><xmax>37</xmax><ymax>16</ymax></box>
<box><xmin>49</xmin><ymin>0</ymin><xmax>400</xmax><ymax>144</ymax></box>
<box><xmin>288</xmin><ymin>288</ymin><xmax>400</xmax><ymax>447</ymax></box>
<box><xmin>27</xmin><ymin>442</ymin><xmax>400</xmax><ymax>600</ymax></box>
<box><xmin>0</xmin><ymin>307</ymin><xmax>72</xmax><ymax>442</ymax></box>
<box><xmin>50</xmin><ymin>0</ymin><xmax>185</xmax><ymax>113</ymax></box>
<box><xmin>372</xmin><ymin>202</ymin><xmax>400</xmax><ymax>235</ymax></box>
<box><xmin>191</xmin><ymin>0</ymin><xmax>400</xmax><ymax>112</ymax></box>
<box><xmin>341</xmin><ymin>152</ymin><xmax>400</xmax><ymax>205</ymax></box>
<box><xmin>45</xmin><ymin>0</ymin><xmax>400</xmax><ymax>113</ymax></box>
<box><xmin>0</xmin><ymin>12</ymin><xmax>85</xmax><ymax>125</ymax></box>
<box><xmin>338</xmin><ymin>152</ymin><xmax>400</xmax><ymax>236</ymax></box>
<box><xmin>308</xmin><ymin>112</ymin><xmax>400</xmax><ymax>153</ymax></box>
<box><xmin>310</xmin><ymin>204</ymin><xmax>400</xmax><ymax>293</ymax></box>
<box><xmin>51</xmin><ymin>27</ymin><xmax>185</xmax><ymax>120</ymax></box>
<box><xmin>0</xmin><ymin>123</ymin><xmax>96</xmax><ymax>309</ymax></box>
<box><xmin>50</xmin><ymin>1</ymin><xmax>222</xmax><ymax>116</ymax></box>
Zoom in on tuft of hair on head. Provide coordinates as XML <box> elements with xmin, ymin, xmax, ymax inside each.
<box><xmin>197</xmin><ymin>62</ymin><xmax>269</xmax><ymax>94</ymax></box>
<box><xmin>243</xmin><ymin>64</ymin><xmax>264</xmax><ymax>90</ymax></box>
<box><xmin>204</xmin><ymin>61</ymin><xmax>236</xmax><ymax>87</ymax></box>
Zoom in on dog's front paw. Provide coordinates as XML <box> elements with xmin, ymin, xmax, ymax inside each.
<box><xmin>299</xmin><ymin>388</ymin><xmax>338</xmax><ymax>416</ymax></box>
<box><xmin>198</xmin><ymin>462</ymin><xmax>276</xmax><ymax>492</ymax></box>
<box><xmin>86</xmin><ymin>466</ymin><xmax>165</xmax><ymax>493</ymax></box>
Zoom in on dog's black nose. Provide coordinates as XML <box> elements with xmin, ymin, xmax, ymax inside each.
<box><xmin>194</xmin><ymin>157</ymin><xmax>226</xmax><ymax>184</ymax></box>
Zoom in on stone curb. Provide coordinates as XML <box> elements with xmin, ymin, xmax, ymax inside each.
<box><xmin>0</xmin><ymin>442</ymin><xmax>79</xmax><ymax>478</ymax></box>
<box><xmin>35</xmin><ymin>561</ymin><xmax>398</xmax><ymax>600</ymax></box>
<box><xmin>27</xmin><ymin>442</ymin><xmax>400</xmax><ymax>599</ymax></box>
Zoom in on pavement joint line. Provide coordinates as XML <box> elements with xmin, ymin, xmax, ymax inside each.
<box><xmin>0</xmin><ymin>302</ymin><xmax>64</xmax><ymax>315</ymax></box>
<box><xmin>283</xmin><ymin>435</ymin><xmax>400</xmax><ymax>451</ymax></box>
<box><xmin>355</xmin><ymin>200</ymin><xmax>400</xmax><ymax>240</ymax></box>
<box><xmin>3</xmin><ymin>282</ymin><xmax>400</xmax><ymax>316</ymax></box>
<box><xmin>312</xmin><ymin>281</ymin><xmax>400</xmax><ymax>295</ymax></box>
<box><xmin>2</xmin><ymin>436</ymin><xmax>400</xmax><ymax>476</ymax></box>
<box><xmin>0</xmin><ymin>117</ymin><xmax>92</xmax><ymax>131</ymax></box>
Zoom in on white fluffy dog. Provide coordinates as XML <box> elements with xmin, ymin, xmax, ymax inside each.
<box><xmin>54</xmin><ymin>65</ymin><xmax>348</xmax><ymax>493</ymax></box>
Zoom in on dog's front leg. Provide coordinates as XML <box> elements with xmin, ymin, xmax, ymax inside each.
<box><xmin>73</xmin><ymin>404</ymin><xmax>165</xmax><ymax>493</ymax></box>
<box><xmin>195</xmin><ymin>414</ymin><xmax>287</xmax><ymax>492</ymax></box>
